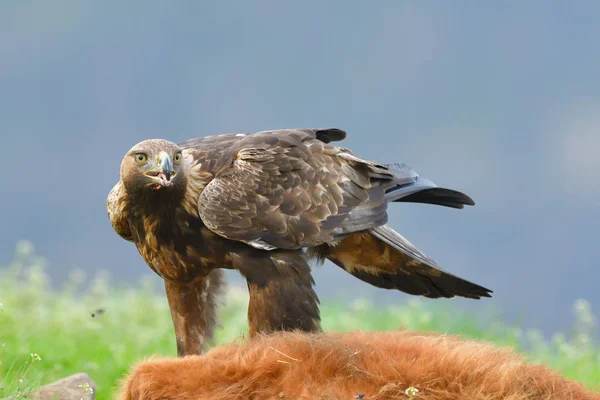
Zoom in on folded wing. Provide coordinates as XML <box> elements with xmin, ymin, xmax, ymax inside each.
<box><xmin>183</xmin><ymin>127</ymin><xmax>491</xmax><ymax>299</ymax></box>
<box><xmin>194</xmin><ymin>128</ymin><xmax>399</xmax><ymax>249</ymax></box>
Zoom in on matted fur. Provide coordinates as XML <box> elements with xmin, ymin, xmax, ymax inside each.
<box><xmin>118</xmin><ymin>330</ymin><xmax>599</xmax><ymax>400</ymax></box>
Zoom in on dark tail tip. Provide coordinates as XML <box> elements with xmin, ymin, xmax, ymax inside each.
<box><xmin>393</xmin><ymin>187</ymin><xmax>476</xmax><ymax>209</ymax></box>
<box><xmin>315</xmin><ymin>128</ymin><xmax>347</xmax><ymax>143</ymax></box>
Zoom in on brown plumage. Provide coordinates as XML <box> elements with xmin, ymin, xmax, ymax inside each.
<box><xmin>117</xmin><ymin>330</ymin><xmax>600</xmax><ymax>400</ymax></box>
<box><xmin>164</xmin><ymin>276</ymin><xmax>224</xmax><ymax>356</ymax></box>
<box><xmin>107</xmin><ymin>128</ymin><xmax>491</xmax><ymax>355</ymax></box>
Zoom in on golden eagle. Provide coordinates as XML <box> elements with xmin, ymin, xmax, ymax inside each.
<box><xmin>107</xmin><ymin>128</ymin><xmax>491</xmax><ymax>356</ymax></box>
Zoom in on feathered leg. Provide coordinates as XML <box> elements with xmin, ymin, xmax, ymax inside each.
<box><xmin>164</xmin><ymin>269</ymin><xmax>225</xmax><ymax>356</ymax></box>
<box><xmin>234</xmin><ymin>250</ymin><xmax>322</xmax><ymax>336</ymax></box>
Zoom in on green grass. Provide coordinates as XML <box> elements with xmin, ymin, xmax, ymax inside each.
<box><xmin>1</xmin><ymin>241</ymin><xmax>599</xmax><ymax>399</ymax></box>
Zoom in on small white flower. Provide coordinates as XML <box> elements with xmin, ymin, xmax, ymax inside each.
<box><xmin>79</xmin><ymin>382</ymin><xmax>94</xmax><ymax>395</ymax></box>
<box><xmin>405</xmin><ymin>387</ymin><xmax>419</xmax><ymax>398</ymax></box>
<box><xmin>30</xmin><ymin>353</ymin><xmax>41</xmax><ymax>361</ymax></box>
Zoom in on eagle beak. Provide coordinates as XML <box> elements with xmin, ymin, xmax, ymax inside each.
<box><xmin>145</xmin><ymin>151</ymin><xmax>175</xmax><ymax>186</ymax></box>
<box><xmin>158</xmin><ymin>153</ymin><xmax>173</xmax><ymax>181</ymax></box>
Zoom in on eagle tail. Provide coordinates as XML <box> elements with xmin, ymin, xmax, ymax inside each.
<box><xmin>316</xmin><ymin>227</ymin><xmax>492</xmax><ymax>300</ymax></box>
<box><xmin>384</xmin><ymin>163</ymin><xmax>475</xmax><ymax>209</ymax></box>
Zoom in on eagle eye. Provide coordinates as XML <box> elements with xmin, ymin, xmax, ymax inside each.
<box><xmin>174</xmin><ymin>152</ymin><xmax>182</xmax><ymax>164</ymax></box>
<box><xmin>134</xmin><ymin>153</ymin><xmax>148</xmax><ymax>163</ymax></box>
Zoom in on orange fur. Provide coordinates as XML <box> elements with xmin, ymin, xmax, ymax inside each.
<box><xmin>118</xmin><ymin>330</ymin><xmax>599</xmax><ymax>400</ymax></box>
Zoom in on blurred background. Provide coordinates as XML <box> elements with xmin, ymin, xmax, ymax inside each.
<box><xmin>2</xmin><ymin>1</ymin><xmax>599</xmax><ymax>337</ymax></box>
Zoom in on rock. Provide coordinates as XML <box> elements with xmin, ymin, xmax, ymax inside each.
<box><xmin>29</xmin><ymin>373</ymin><xmax>96</xmax><ymax>400</ymax></box>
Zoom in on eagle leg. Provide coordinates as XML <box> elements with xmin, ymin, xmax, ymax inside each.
<box><xmin>164</xmin><ymin>269</ymin><xmax>225</xmax><ymax>356</ymax></box>
<box><xmin>235</xmin><ymin>251</ymin><xmax>322</xmax><ymax>336</ymax></box>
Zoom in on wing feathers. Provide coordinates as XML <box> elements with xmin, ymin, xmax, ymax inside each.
<box><xmin>314</xmin><ymin>128</ymin><xmax>346</xmax><ymax>143</ymax></box>
<box><xmin>188</xmin><ymin>128</ymin><xmax>475</xmax><ymax>253</ymax></box>
<box><xmin>341</xmin><ymin>162</ymin><xmax>372</xmax><ymax>189</ymax></box>
<box><xmin>106</xmin><ymin>182</ymin><xmax>133</xmax><ymax>241</ymax></box>
<box><xmin>315</xmin><ymin>230</ymin><xmax>492</xmax><ymax>300</ymax></box>
<box><xmin>370</xmin><ymin>225</ymin><xmax>439</xmax><ymax>270</ymax></box>
<box><xmin>396</xmin><ymin>188</ymin><xmax>476</xmax><ymax>209</ymax></box>
<box><xmin>383</xmin><ymin>163</ymin><xmax>475</xmax><ymax>209</ymax></box>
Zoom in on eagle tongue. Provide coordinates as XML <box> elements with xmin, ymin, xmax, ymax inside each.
<box><xmin>157</xmin><ymin>172</ymin><xmax>167</xmax><ymax>181</ymax></box>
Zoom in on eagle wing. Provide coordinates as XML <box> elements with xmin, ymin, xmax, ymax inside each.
<box><xmin>189</xmin><ymin>128</ymin><xmax>399</xmax><ymax>250</ymax></box>
<box><xmin>107</xmin><ymin>181</ymin><xmax>133</xmax><ymax>241</ymax></box>
<box><xmin>183</xmin><ymin>128</ymin><xmax>491</xmax><ymax>300</ymax></box>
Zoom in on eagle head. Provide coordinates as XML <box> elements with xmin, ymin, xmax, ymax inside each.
<box><xmin>120</xmin><ymin>139</ymin><xmax>187</xmax><ymax>195</ymax></box>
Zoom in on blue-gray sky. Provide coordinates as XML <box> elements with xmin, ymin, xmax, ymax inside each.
<box><xmin>1</xmin><ymin>1</ymin><xmax>599</xmax><ymax>335</ymax></box>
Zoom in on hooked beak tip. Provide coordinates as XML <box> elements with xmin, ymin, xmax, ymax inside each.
<box><xmin>158</xmin><ymin>154</ymin><xmax>174</xmax><ymax>181</ymax></box>
<box><xmin>145</xmin><ymin>152</ymin><xmax>175</xmax><ymax>186</ymax></box>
